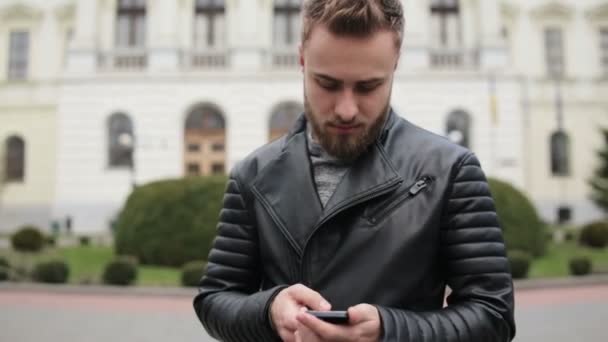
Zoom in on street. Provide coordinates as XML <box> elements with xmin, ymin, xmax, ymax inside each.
<box><xmin>0</xmin><ymin>284</ymin><xmax>607</xmax><ymax>341</ymax></box>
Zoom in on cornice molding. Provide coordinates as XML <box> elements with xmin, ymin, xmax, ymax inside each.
<box><xmin>585</xmin><ymin>3</ymin><xmax>608</xmax><ymax>22</ymax></box>
<box><xmin>500</xmin><ymin>1</ymin><xmax>520</xmax><ymax>20</ymax></box>
<box><xmin>530</xmin><ymin>1</ymin><xmax>574</xmax><ymax>21</ymax></box>
<box><xmin>55</xmin><ymin>2</ymin><xmax>76</xmax><ymax>22</ymax></box>
<box><xmin>0</xmin><ymin>3</ymin><xmax>43</xmax><ymax>21</ymax></box>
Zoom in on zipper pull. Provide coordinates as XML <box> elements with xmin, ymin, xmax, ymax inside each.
<box><xmin>409</xmin><ymin>177</ymin><xmax>430</xmax><ymax>196</ymax></box>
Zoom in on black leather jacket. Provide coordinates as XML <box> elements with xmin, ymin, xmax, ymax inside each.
<box><xmin>194</xmin><ymin>110</ymin><xmax>516</xmax><ymax>341</ymax></box>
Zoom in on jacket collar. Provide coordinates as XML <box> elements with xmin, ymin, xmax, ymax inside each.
<box><xmin>251</xmin><ymin>109</ymin><xmax>402</xmax><ymax>257</ymax></box>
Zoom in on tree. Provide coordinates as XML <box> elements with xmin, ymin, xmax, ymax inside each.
<box><xmin>589</xmin><ymin>128</ymin><xmax>608</xmax><ymax>215</ymax></box>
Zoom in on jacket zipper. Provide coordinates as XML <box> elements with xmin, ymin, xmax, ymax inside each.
<box><xmin>299</xmin><ymin>177</ymin><xmax>403</xmax><ymax>285</ymax></box>
<box><xmin>368</xmin><ymin>176</ymin><xmax>433</xmax><ymax>225</ymax></box>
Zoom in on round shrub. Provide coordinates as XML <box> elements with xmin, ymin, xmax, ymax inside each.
<box><xmin>507</xmin><ymin>250</ymin><xmax>532</xmax><ymax>279</ymax></box>
<box><xmin>488</xmin><ymin>178</ymin><xmax>547</xmax><ymax>257</ymax></box>
<box><xmin>569</xmin><ymin>256</ymin><xmax>592</xmax><ymax>276</ymax></box>
<box><xmin>32</xmin><ymin>260</ymin><xmax>69</xmax><ymax>284</ymax></box>
<box><xmin>578</xmin><ymin>221</ymin><xmax>608</xmax><ymax>249</ymax></box>
<box><xmin>102</xmin><ymin>256</ymin><xmax>138</xmax><ymax>286</ymax></box>
<box><xmin>181</xmin><ymin>260</ymin><xmax>206</xmax><ymax>287</ymax></box>
<box><xmin>11</xmin><ymin>226</ymin><xmax>45</xmax><ymax>253</ymax></box>
<box><xmin>114</xmin><ymin>176</ymin><xmax>227</xmax><ymax>267</ymax></box>
<box><xmin>0</xmin><ymin>257</ymin><xmax>9</xmax><ymax>281</ymax></box>
<box><xmin>79</xmin><ymin>236</ymin><xmax>91</xmax><ymax>246</ymax></box>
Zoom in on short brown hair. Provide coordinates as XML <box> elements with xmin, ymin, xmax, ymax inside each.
<box><xmin>301</xmin><ymin>0</ymin><xmax>404</xmax><ymax>49</ymax></box>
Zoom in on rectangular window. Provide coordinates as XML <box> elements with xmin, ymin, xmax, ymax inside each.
<box><xmin>212</xmin><ymin>163</ymin><xmax>225</xmax><ymax>174</ymax></box>
<box><xmin>545</xmin><ymin>28</ymin><xmax>565</xmax><ymax>78</ymax></box>
<box><xmin>194</xmin><ymin>0</ymin><xmax>226</xmax><ymax>49</ymax></box>
<box><xmin>187</xmin><ymin>143</ymin><xmax>200</xmax><ymax>152</ymax></box>
<box><xmin>8</xmin><ymin>31</ymin><xmax>29</xmax><ymax>80</ymax></box>
<box><xmin>273</xmin><ymin>0</ymin><xmax>301</xmax><ymax>46</ymax></box>
<box><xmin>211</xmin><ymin>142</ymin><xmax>224</xmax><ymax>152</ymax></box>
<box><xmin>187</xmin><ymin>163</ymin><xmax>200</xmax><ymax>176</ymax></box>
<box><xmin>116</xmin><ymin>0</ymin><xmax>146</xmax><ymax>48</ymax></box>
<box><xmin>601</xmin><ymin>28</ymin><xmax>608</xmax><ymax>75</ymax></box>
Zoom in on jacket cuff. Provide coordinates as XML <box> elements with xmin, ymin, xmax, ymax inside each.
<box><xmin>263</xmin><ymin>285</ymin><xmax>290</xmax><ymax>338</ymax></box>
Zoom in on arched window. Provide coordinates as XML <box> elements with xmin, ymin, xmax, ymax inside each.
<box><xmin>184</xmin><ymin>104</ymin><xmax>226</xmax><ymax>176</ymax></box>
<box><xmin>4</xmin><ymin>135</ymin><xmax>25</xmax><ymax>182</ymax></box>
<box><xmin>550</xmin><ymin>130</ymin><xmax>570</xmax><ymax>176</ymax></box>
<box><xmin>108</xmin><ymin>113</ymin><xmax>134</xmax><ymax>168</ymax></box>
<box><xmin>269</xmin><ymin>101</ymin><xmax>302</xmax><ymax>141</ymax></box>
<box><xmin>445</xmin><ymin>110</ymin><xmax>471</xmax><ymax>148</ymax></box>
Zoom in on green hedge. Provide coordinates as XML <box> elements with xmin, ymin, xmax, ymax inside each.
<box><xmin>488</xmin><ymin>178</ymin><xmax>547</xmax><ymax>257</ymax></box>
<box><xmin>114</xmin><ymin>176</ymin><xmax>227</xmax><ymax>267</ymax></box>
<box><xmin>11</xmin><ymin>226</ymin><xmax>45</xmax><ymax>253</ymax></box>
<box><xmin>507</xmin><ymin>250</ymin><xmax>532</xmax><ymax>279</ymax></box>
<box><xmin>32</xmin><ymin>260</ymin><xmax>69</xmax><ymax>284</ymax></box>
<box><xmin>569</xmin><ymin>256</ymin><xmax>592</xmax><ymax>276</ymax></box>
<box><xmin>579</xmin><ymin>221</ymin><xmax>608</xmax><ymax>249</ymax></box>
<box><xmin>102</xmin><ymin>256</ymin><xmax>138</xmax><ymax>286</ymax></box>
<box><xmin>181</xmin><ymin>260</ymin><xmax>206</xmax><ymax>287</ymax></box>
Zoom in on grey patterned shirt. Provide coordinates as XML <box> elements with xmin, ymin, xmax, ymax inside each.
<box><xmin>306</xmin><ymin>125</ymin><xmax>351</xmax><ymax>207</ymax></box>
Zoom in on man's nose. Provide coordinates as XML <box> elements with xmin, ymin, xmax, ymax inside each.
<box><xmin>334</xmin><ymin>90</ymin><xmax>358</xmax><ymax>123</ymax></box>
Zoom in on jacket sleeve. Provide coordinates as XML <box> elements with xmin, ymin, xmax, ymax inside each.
<box><xmin>377</xmin><ymin>152</ymin><xmax>516</xmax><ymax>341</ymax></box>
<box><xmin>193</xmin><ymin>169</ymin><xmax>283</xmax><ymax>342</ymax></box>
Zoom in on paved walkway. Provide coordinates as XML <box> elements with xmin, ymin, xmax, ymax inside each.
<box><xmin>0</xmin><ymin>283</ymin><xmax>607</xmax><ymax>341</ymax></box>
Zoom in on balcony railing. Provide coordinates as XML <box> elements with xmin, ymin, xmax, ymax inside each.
<box><xmin>270</xmin><ymin>47</ymin><xmax>299</xmax><ymax>69</ymax></box>
<box><xmin>429</xmin><ymin>48</ymin><xmax>479</xmax><ymax>69</ymax></box>
<box><xmin>98</xmin><ymin>48</ymin><xmax>147</xmax><ymax>71</ymax></box>
<box><xmin>182</xmin><ymin>49</ymin><xmax>228</xmax><ymax>69</ymax></box>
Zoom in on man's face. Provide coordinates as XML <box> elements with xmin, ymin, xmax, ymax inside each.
<box><xmin>300</xmin><ymin>25</ymin><xmax>399</xmax><ymax>161</ymax></box>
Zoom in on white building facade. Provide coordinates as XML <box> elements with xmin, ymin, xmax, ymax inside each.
<box><xmin>0</xmin><ymin>0</ymin><xmax>607</xmax><ymax>234</ymax></box>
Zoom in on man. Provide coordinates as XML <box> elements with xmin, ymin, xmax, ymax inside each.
<box><xmin>194</xmin><ymin>0</ymin><xmax>515</xmax><ymax>341</ymax></box>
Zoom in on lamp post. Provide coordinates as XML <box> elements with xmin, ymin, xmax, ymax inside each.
<box><xmin>118</xmin><ymin>132</ymin><xmax>136</xmax><ymax>189</ymax></box>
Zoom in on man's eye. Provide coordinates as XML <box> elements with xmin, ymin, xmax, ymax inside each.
<box><xmin>356</xmin><ymin>83</ymin><xmax>380</xmax><ymax>93</ymax></box>
<box><xmin>317</xmin><ymin>80</ymin><xmax>339</xmax><ymax>91</ymax></box>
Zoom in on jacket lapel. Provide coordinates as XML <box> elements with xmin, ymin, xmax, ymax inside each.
<box><xmin>316</xmin><ymin>141</ymin><xmax>403</xmax><ymax>229</ymax></box>
<box><xmin>251</xmin><ymin>129</ymin><xmax>322</xmax><ymax>257</ymax></box>
<box><xmin>251</xmin><ymin>111</ymin><xmax>404</xmax><ymax>257</ymax></box>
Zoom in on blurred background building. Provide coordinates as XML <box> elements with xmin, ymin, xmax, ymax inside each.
<box><xmin>0</xmin><ymin>0</ymin><xmax>607</xmax><ymax>233</ymax></box>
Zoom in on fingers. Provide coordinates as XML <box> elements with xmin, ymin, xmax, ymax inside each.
<box><xmin>288</xmin><ymin>284</ymin><xmax>332</xmax><ymax>311</ymax></box>
<box><xmin>296</xmin><ymin>309</ymin><xmax>347</xmax><ymax>340</ymax></box>
<box><xmin>347</xmin><ymin>304</ymin><xmax>379</xmax><ymax>325</ymax></box>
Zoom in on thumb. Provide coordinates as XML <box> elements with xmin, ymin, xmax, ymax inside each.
<box><xmin>348</xmin><ymin>304</ymin><xmax>378</xmax><ymax>325</ymax></box>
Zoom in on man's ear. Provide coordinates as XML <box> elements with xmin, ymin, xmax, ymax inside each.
<box><xmin>299</xmin><ymin>44</ymin><xmax>305</xmax><ymax>72</ymax></box>
<box><xmin>394</xmin><ymin>53</ymin><xmax>401</xmax><ymax>71</ymax></box>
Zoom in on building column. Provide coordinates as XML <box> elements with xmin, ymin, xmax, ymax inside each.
<box><xmin>66</xmin><ymin>0</ymin><xmax>98</xmax><ymax>74</ymax></box>
<box><xmin>400</xmin><ymin>0</ymin><xmax>430</xmax><ymax>70</ymax></box>
<box><xmin>229</xmin><ymin>0</ymin><xmax>267</xmax><ymax>70</ymax></box>
<box><xmin>478</xmin><ymin>0</ymin><xmax>507</xmax><ymax>70</ymax></box>
<box><xmin>148</xmin><ymin>0</ymin><xmax>180</xmax><ymax>71</ymax></box>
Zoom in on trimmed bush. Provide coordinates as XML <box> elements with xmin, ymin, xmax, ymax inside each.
<box><xmin>181</xmin><ymin>260</ymin><xmax>206</xmax><ymax>287</ymax></box>
<box><xmin>0</xmin><ymin>257</ymin><xmax>9</xmax><ymax>281</ymax></box>
<box><xmin>11</xmin><ymin>226</ymin><xmax>45</xmax><ymax>253</ymax></box>
<box><xmin>102</xmin><ymin>256</ymin><xmax>138</xmax><ymax>286</ymax></box>
<box><xmin>489</xmin><ymin>178</ymin><xmax>547</xmax><ymax>257</ymax></box>
<box><xmin>114</xmin><ymin>176</ymin><xmax>227</xmax><ymax>267</ymax></box>
<box><xmin>79</xmin><ymin>236</ymin><xmax>91</xmax><ymax>246</ymax></box>
<box><xmin>569</xmin><ymin>256</ymin><xmax>592</xmax><ymax>276</ymax></box>
<box><xmin>32</xmin><ymin>260</ymin><xmax>69</xmax><ymax>284</ymax></box>
<box><xmin>45</xmin><ymin>235</ymin><xmax>56</xmax><ymax>246</ymax></box>
<box><xmin>579</xmin><ymin>221</ymin><xmax>608</xmax><ymax>249</ymax></box>
<box><xmin>508</xmin><ymin>250</ymin><xmax>532</xmax><ymax>279</ymax></box>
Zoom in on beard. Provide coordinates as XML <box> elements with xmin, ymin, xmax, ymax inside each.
<box><xmin>304</xmin><ymin>93</ymin><xmax>389</xmax><ymax>162</ymax></box>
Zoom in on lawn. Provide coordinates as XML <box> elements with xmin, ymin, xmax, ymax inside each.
<box><xmin>529</xmin><ymin>241</ymin><xmax>608</xmax><ymax>278</ymax></box>
<box><xmin>0</xmin><ymin>245</ymin><xmax>182</xmax><ymax>287</ymax></box>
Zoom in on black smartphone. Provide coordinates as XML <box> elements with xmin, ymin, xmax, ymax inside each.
<box><xmin>306</xmin><ymin>310</ymin><xmax>349</xmax><ymax>324</ymax></box>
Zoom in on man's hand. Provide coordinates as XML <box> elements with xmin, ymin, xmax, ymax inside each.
<box><xmin>270</xmin><ymin>284</ymin><xmax>332</xmax><ymax>342</ymax></box>
<box><xmin>294</xmin><ymin>304</ymin><xmax>381</xmax><ymax>342</ymax></box>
